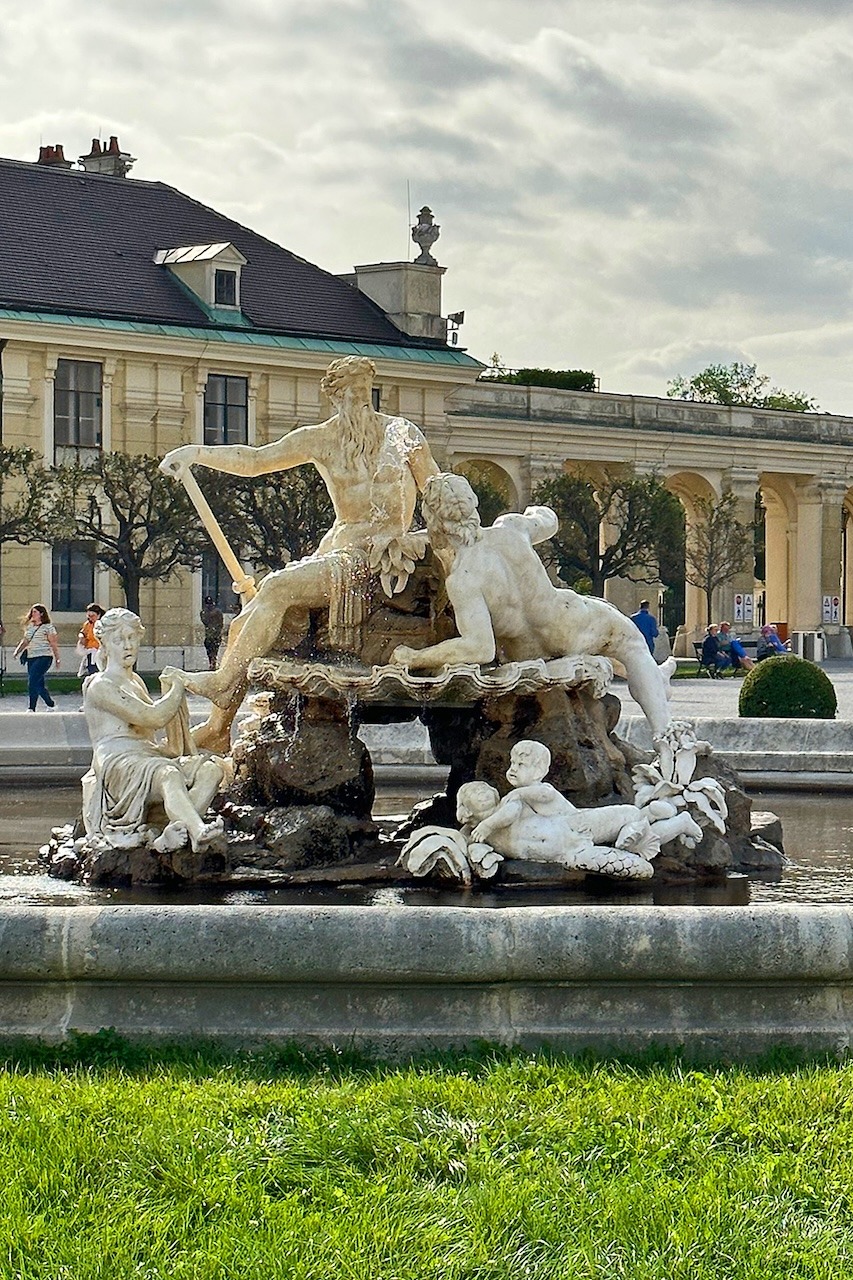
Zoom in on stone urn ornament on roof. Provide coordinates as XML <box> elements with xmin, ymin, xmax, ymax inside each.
<box><xmin>412</xmin><ymin>206</ymin><xmax>440</xmax><ymax>266</ymax></box>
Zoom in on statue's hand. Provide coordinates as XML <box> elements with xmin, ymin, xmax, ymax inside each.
<box><xmin>471</xmin><ymin>820</ymin><xmax>492</xmax><ymax>844</ymax></box>
<box><xmin>159</xmin><ymin>666</ymin><xmax>187</xmax><ymax>689</ymax></box>
<box><xmin>159</xmin><ymin>445</ymin><xmax>201</xmax><ymax>479</ymax></box>
<box><xmin>392</xmin><ymin>644</ymin><xmax>419</xmax><ymax>668</ymax></box>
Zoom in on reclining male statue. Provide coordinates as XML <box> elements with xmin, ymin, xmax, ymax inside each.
<box><xmin>81</xmin><ymin>608</ymin><xmax>225</xmax><ymax>853</ymax></box>
<box><xmin>160</xmin><ymin>356</ymin><xmax>439</xmax><ymax>750</ymax></box>
<box><xmin>392</xmin><ymin>472</ymin><xmax>676</xmax><ymax>737</ymax></box>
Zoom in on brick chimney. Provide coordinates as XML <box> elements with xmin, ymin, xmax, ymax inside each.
<box><xmin>78</xmin><ymin>134</ymin><xmax>136</xmax><ymax>178</ymax></box>
<box><xmin>36</xmin><ymin>143</ymin><xmax>72</xmax><ymax>168</ymax></box>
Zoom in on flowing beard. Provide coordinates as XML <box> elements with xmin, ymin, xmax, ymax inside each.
<box><xmin>338</xmin><ymin>413</ymin><xmax>380</xmax><ymax>469</ymax></box>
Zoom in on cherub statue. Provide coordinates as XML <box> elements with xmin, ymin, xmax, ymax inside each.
<box><xmin>399</xmin><ymin>741</ymin><xmax>702</xmax><ymax>885</ymax></box>
<box><xmin>392</xmin><ymin>473</ymin><xmax>677</xmax><ymax>736</ymax></box>
<box><xmin>80</xmin><ymin>608</ymin><xmax>226</xmax><ymax>853</ymax></box>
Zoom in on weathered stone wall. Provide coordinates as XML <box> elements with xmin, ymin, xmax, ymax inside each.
<box><xmin>3</xmin><ymin>903</ymin><xmax>853</xmax><ymax>1059</ymax></box>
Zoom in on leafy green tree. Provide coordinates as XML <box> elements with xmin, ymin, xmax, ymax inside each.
<box><xmin>684</xmin><ymin>491</ymin><xmax>754</xmax><ymax>627</ymax></box>
<box><xmin>488</xmin><ymin>367</ymin><xmax>597</xmax><ymax>392</ymax></box>
<box><xmin>667</xmin><ymin>362</ymin><xmax>818</xmax><ymax>412</ymax></box>
<box><xmin>531</xmin><ymin>467</ymin><xmax>684</xmax><ymax>598</ymax></box>
<box><xmin>52</xmin><ymin>453</ymin><xmax>209</xmax><ymax>614</ymax></box>
<box><xmin>200</xmin><ymin>465</ymin><xmax>334</xmax><ymax>573</ymax></box>
<box><xmin>0</xmin><ymin>446</ymin><xmax>53</xmax><ymax>544</ymax></box>
<box><xmin>453</xmin><ymin>462</ymin><xmax>510</xmax><ymax>528</ymax></box>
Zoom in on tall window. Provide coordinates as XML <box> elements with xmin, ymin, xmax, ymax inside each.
<box><xmin>54</xmin><ymin>359</ymin><xmax>102</xmax><ymax>459</ymax></box>
<box><xmin>204</xmin><ymin>374</ymin><xmax>248</xmax><ymax>445</ymax></box>
<box><xmin>52</xmin><ymin>542</ymin><xmax>95</xmax><ymax>613</ymax></box>
<box><xmin>202</xmin><ymin>547</ymin><xmax>237</xmax><ymax>612</ymax></box>
<box><xmin>214</xmin><ymin>269</ymin><xmax>237</xmax><ymax>306</ymax></box>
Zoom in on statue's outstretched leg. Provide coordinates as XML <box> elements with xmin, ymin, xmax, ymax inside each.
<box><xmin>185</xmin><ymin>557</ymin><xmax>332</xmax><ymax>750</ymax></box>
<box><xmin>620</xmin><ymin>644</ymin><xmax>676</xmax><ymax>737</ymax></box>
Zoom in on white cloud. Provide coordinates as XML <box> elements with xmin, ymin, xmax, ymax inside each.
<box><xmin>2</xmin><ymin>0</ymin><xmax>853</xmax><ymax>411</ymax></box>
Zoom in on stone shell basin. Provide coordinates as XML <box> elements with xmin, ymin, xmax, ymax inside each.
<box><xmin>247</xmin><ymin>655</ymin><xmax>614</xmax><ymax>706</ymax></box>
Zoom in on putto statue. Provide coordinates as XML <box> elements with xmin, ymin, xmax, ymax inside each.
<box><xmin>400</xmin><ymin>741</ymin><xmax>703</xmax><ymax>884</ymax></box>
<box><xmin>392</xmin><ymin>472</ymin><xmax>677</xmax><ymax>736</ymax></box>
<box><xmin>160</xmin><ymin>356</ymin><xmax>439</xmax><ymax>750</ymax></box>
<box><xmin>80</xmin><ymin>609</ymin><xmax>225</xmax><ymax>854</ymax></box>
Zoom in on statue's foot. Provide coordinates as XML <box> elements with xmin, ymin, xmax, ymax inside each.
<box><xmin>152</xmin><ymin>822</ymin><xmax>188</xmax><ymax>853</ymax></box>
<box><xmin>190</xmin><ymin>816</ymin><xmax>225</xmax><ymax>853</ymax></box>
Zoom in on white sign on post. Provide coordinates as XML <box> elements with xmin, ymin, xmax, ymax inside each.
<box><xmin>822</xmin><ymin>595</ymin><xmax>834</xmax><ymax>624</ymax></box>
<box><xmin>743</xmin><ymin>593</ymin><xmax>754</xmax><ymax>623</ymax></box>
<box><xmin>733</xmin><ymin>593</ymin><xmax>744</xmax><ymax>623</ymax></box>
<box><xmin>832</xmin><ymin>595</ymin><xmax>840</xmax><ymax>624</ymax></box>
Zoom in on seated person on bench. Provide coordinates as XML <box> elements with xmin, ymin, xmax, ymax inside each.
<box><xmin>718</xmin><ymin>621</ymin><xmax>754</xmax><ymax>671</ymax></box>
<box><xmin>701</xmin><ymin>625</ymin><xmax>731</xmax><ymax>675</ymax></box>
<box><xmin>756</xmin><ymin>624</ymin><xmax>789</xmax><ymax>661</ymax></box>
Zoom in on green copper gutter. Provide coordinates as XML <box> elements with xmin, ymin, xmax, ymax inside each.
<box><xmin>0</xmin><ymin>307</ymin><xmax>482</xmax><ymax>368</ymax></box>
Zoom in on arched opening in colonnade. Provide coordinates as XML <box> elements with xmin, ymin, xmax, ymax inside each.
<box><xmin>664</xmin><ymin>472</ymin><xmax>719</xmax><ymax>636</ymax></box>
<box><xmin>755</xmin><ymin>476</ymin><xmax>798</xmax><ymax>632</ymax></box>
<box><xmin>453</xmin><ymin>458</ymin><xmax>518</xmax><ymax>522</ymax></box>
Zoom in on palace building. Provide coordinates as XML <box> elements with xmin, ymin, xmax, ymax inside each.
<box><xmin>0</xmin><ymin>137</ymin><xmax>479</xmax><ymax>651</ymax></box>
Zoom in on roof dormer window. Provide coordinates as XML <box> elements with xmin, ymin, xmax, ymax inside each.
<box><xmin>214</xmin><ymin>268</ymin><xmax>237</xmax><ymax>307</ymax></box>
<box><xmin>154</xmin><ymin>242</ymin><xmax>246</xmax><ymax>314</ymax></box>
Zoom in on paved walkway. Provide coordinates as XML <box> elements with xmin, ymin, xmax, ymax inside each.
<box><xmin>3</xmin><ymin>662</ymin><xmax>853</xmax><ymax>720</ymax></box>
<box><xmin>614</xmin><ymin>660</ymin><xmax>853</xmax><ymax>721</ymax></box>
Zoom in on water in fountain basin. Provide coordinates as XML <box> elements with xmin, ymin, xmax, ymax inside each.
<box><xmin>1</xmin><ymin>785</ymin><xmax>850</xmax><ymax>907</ymax></box>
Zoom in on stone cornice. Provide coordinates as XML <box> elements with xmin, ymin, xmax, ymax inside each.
<box><xmin>447</xmin><ymin>383</ymin><xmax>853</xmax><ymax>449</ymax></box>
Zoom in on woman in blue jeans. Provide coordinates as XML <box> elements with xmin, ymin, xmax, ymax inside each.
<box><xmin>12</xmin><ymin>603</ymin><xmax>62</xmax><ymax>710</ymax></box>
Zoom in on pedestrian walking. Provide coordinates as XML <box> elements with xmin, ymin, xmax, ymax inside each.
<box><xmin>13</xmin><ymin>603</ymin><xmax>61</xmax><ymax>711</ymax></box>
<box><xmin>630</xmin><ymin>600</ymin><xmax>659</xmax><ymax>656</ymax></box>
<box><xmin>76</xmin><ymin>603</ymin><xmax>105</xmax><ymax>677</ymax></box>
<box><xmin>200</xmin><ymin>596</ymin><xmax>224</xmax><ymax>670</ymax></box>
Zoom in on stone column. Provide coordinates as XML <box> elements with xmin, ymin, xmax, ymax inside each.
<box><xmin>789</xmin><ymin>477</ymin><xmax>847</xmax><ymax>633</ymax></box>
<box><xmin>42</xmin><ymin>353</ymin><xmax>58</xmax><ymax>460</ymax></box>
<box><xmin>721</xmin><ymin>467</ymin><xmax>759</xmax><ymax>628</ymax></box>
<box><xmin>101</xmin><ymin>357</ymin><xmax>116</xmax><ymax>452</ymax></box>
<box><xmin>843</xmin><ymin>508</ymin><xmax>853</xmax><ymax>627</ymax></box>
<box><xmin>813</xmin><ymin>477</ymin><xmax>849</xmax><ymax>652</ymax></box>
<box><xmin>522</xmin><ymin>457</ymin><xmax>557</xmax><ymax>507</ymax></box>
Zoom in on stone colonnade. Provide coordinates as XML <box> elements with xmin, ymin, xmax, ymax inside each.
<box><xmin>443</xmin><ymin>383</ymin><xmax>853</xmax><ymax>648</ymax></box>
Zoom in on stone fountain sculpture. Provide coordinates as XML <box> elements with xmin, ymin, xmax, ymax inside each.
<box><xmin>400</xmin><ymin>739</ymin><xmax>705</xmax><ymax>885</ymax></box>
<box><xmin>47</xmin><ymin>608</ymin><xmax>227</xmax><ymax>883</ymax></box>
<box><xmin>44</xmin><ymin>357</ymin><xmax>780</xmax><ymax>887</ymax></box>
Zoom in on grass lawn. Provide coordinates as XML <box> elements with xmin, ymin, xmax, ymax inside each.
<box><xmin>2</xmin><ymin>1038</ymin><xmax>852</xmax><ymax>1278</ymax></box>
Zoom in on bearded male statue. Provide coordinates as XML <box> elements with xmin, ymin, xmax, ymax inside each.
<box><xmin>160</xmin><ymin>356</ymin><xmax>439</xmax><ymax>750</ymax></box>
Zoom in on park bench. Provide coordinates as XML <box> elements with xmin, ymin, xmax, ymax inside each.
<box><xmin>692</xmin><ymin>638</ymin><xmax>759</xmax><ymax>677</ymax></box>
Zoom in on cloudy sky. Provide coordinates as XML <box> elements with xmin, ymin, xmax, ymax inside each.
<box><xmin>3</xmin><ymin>0</ymin><xmax>853</xmax><ymax>411</ymax></box>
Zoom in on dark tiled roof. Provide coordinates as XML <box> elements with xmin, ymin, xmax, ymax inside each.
<box><xmin>0</xmin><ymin>158</ymin><xmax>433</xmax><ymax>347</ymax></box>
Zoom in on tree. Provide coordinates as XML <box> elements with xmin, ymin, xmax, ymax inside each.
<box><xmin>684</xmin><ymin>490</ymin><xmax>754</xmax><ymax>627</ymax></box>
<box><xmin>52</xmin><ymin>453</ymin><xmax>209</xmax><ymax>613</ymax></box>
<box><xmin>200</xmin><ymin>465</ymin><xmax>334</xmax><ymax>573</ymax></box>
<box><xmin>0</xmin><ymin>446</ymin><xmax>53</xmax><ymax>545</ymax></box>
<box><xmin>531</xmin><ymin>467</ymin><xmax>684</xmax><ymax>597</ymax></box>
<box><xmin>453</xmin><ymin>462</ymin><xmax>510</xmax><ymax>528</ymax></box>
<box><xmin>667</xmin><ymin>362</ymin><xmax>818</xmax><ymax>413</ymax></box>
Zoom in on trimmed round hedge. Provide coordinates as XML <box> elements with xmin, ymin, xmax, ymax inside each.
<box><xmin>738</xmin><ymin>654</ymin><xmax>837</xmax><ymax>719</ymax></box>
